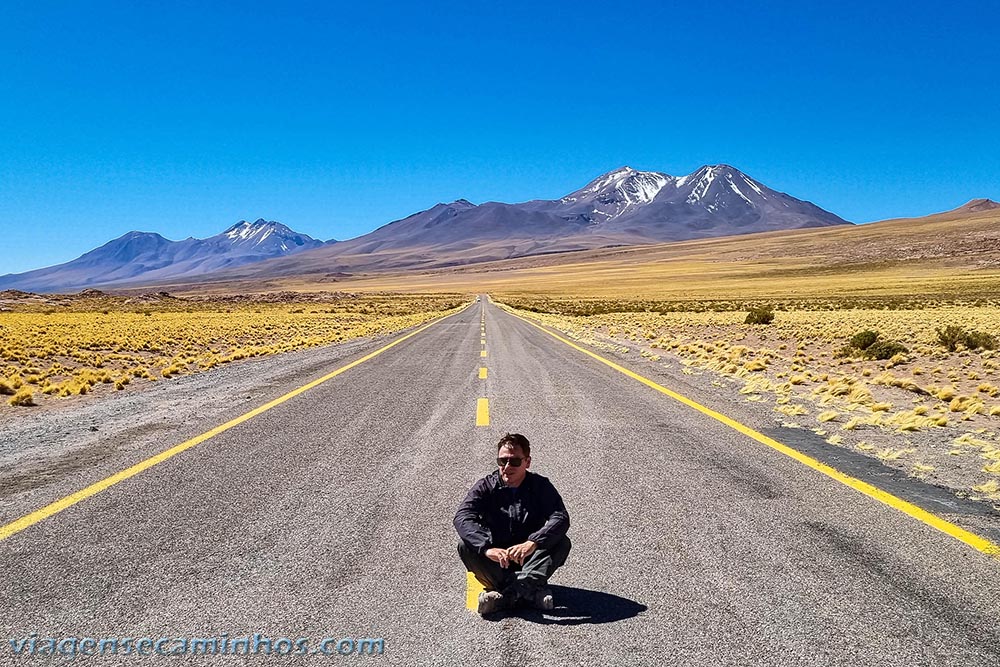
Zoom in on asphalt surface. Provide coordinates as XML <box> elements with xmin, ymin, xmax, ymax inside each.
<box><xmin>1</xmin><ymin>296</ymin><xmax>1000</xmax><ymax>666</ymax></box>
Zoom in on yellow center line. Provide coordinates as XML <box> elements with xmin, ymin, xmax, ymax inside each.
<box><xmin>480</xmin><ymin>350</ymin><xmax>487</xmax><ymax>358</ymax></box>
<box><xmin>479</xmin><ymin>367</ymin><xmax>488</xmax><ymax>380</ymax></box>
<box><xmin>510</xmin><ymin>311</ymin><xmax>1000</xmax><ymax>558</ymax></box>
<box><xmin>0</xmin><ymin>305</ymin><xmax>472</xmax><ymax>543</ymax></box>
<box><xmin>476</xmin><ymin>398</ymin><xmax>490</xmax><ymax>426</ymax></box>
<box><xmin>466</xmin><ymin>572</ymin><xmax>486</xmax><ymax>611</ymax></box>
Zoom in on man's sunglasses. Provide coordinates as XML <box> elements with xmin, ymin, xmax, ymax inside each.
<box><xmin>497</xmin><ymin>457</ymin><xmax>523</xmax><ymax>468</ymax></box>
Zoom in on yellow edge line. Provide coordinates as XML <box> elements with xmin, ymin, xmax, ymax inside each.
<box><xmin>0</xmin><ymin>305</ymin><xmax>472</xmax><ymax>543</ymax></box>
<box><xmin>510</xmin><ymin>311</ymin><xmax>1000</xmax><ymax>558</ymax></box>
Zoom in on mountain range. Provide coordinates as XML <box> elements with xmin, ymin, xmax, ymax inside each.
<box><xmin>194</xmin><ymin>164</ymin><xmax>851</xmax><ymax>283</ymax></box>
<box><xmin>336</xmin><ymin>164</ymin><xmax>848</xmax><ymax>255</ymax></box>
<box><xmin>1</xmin><ymin>164</ymin><xmax>851</xmax><ymax>292</ymax></box>
<box><xmin>0</xmin><ymin>220</ymin><xmax>332</xmax><ymax>292</ymax></box>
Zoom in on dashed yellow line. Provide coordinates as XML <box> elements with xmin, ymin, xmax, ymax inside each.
<box><xmin>468</xmin><ymin>302</ymin><xmax>491</xmax><ymax>609</ymax></box>
<box><xmin>0</xmin><ymin>306</ymin><xmax>472</xmax><ymax>543</ymax></box>
<box><xmin>510</xmin><ymin>311</ymin><xmax>1000</xmax><ymax>558</ymax></box>
<box><xmin>476</xmin><ymin>398</ymin><xmax>490</xmax><ymax>426</ymax></box>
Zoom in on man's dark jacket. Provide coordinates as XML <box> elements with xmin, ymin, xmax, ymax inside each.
<box><xmin>454</xmin><ymin>470</ymin><xmax>570</xmax><ymax>554</ymax></box>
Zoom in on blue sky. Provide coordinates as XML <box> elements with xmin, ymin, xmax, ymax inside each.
<box><xmin>2</xmin><ymin>0</ymin><xmax>998</xmax><ymax>274</ymax></box>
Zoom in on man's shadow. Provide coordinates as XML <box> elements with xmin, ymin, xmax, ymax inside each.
<box><xmin>483</xmin><ymin>585</ymin><xmax>646</xmax><ymax>625</ymax></box>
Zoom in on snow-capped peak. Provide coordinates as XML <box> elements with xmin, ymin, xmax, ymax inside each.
<box><xmin>587</xmin><ymin>165</ymin><xmax>639</xmax><ymax>192</ymax></box>
<box><xmin>550</xmin><ymin>165</ymin><xmax>688</xmax><ymax>222</ymax></box>
<box><xmin>224</xmin><ymin>219</ymin><xmax>291</xmax><ymax>242</ymax></box>
<box><xmin>215</xmin><ymin>219</ymin><xmax>324</xmax><ymax>254</ymax></box>
<box><xmin>582</xmin><ymin>166</ymin><xmax>670</xmax><ymax>201</ymax></box>
<box><xmin>681</xmin><ymin>164</ymin><xmax>768</xmax><ymax>208</ymax></box>
<box><xmin>562</xmin><ymin>166</ymin><xmax>673</xmax><ymax>217</ymax></box>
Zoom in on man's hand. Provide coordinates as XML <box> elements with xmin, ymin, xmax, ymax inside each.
<box><xmin>506</xmin><ymin>540</ymin><xmax>537</xmax><ymax>565</ymax></box>
<box><xmin>486</xmin><ymin>547</ymin><xmax>511</xmax><ymax>568</ymax></box>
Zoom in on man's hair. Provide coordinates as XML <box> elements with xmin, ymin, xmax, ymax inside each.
<box><xmin>497</xmin><ymin>432</ymin><xmax>530</xmax><ymax>457</ymax></box>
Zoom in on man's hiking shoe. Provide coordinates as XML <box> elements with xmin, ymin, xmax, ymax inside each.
<box><xmin>531</xmin><ymin>586</ymin><xmax>554</xmax><ymax>611</ymax></box>
<box><xmin>508</xmin><ymin>581</ymin><xmax>555</xmax><ymax>611</ymax></box>
<box><xmin>477</xmin><ymin>590</ymin><xmax>505</xmax><ymax>615</ymax></box>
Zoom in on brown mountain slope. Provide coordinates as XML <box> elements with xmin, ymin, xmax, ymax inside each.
<box><xmin>953</xmin><ymin>198</ymin><xmax>1000</xmax><ymax>214</ymax></box>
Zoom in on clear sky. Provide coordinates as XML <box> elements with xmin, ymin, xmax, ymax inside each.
<box><xmin>2</xmin><ymin>0</ymin><xmax>998</xmax><ymax>274</ymax></box>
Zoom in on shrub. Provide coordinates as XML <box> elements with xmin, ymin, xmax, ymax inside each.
<box><xmin>745</xmin><ymin>305</ymin><xmax>775</xmax><ymax>325</ymax></box>
<box><xmin>834</xmin><ymin>344</ymin><xmax>857</xmax><ymax>359</ymax></box>
<box><xmin>964</xmin><ymin>330</ymin><xmax>997</xmax><ymax>351</ymax></box>
<box><xmin>936</xmin><ymin>325</ymin><xmax>965</xmax><ymax>352</ymax></box>
<box><xmin>850</xmin><ymin>330</ymin><xmax>879</xmax><ymax>350</ymax></box>
<box><xmin>935</xmin><ymin>325</ymin><xmax>997</xmax><ymax>351</ymax></box>
<box><xmin>836</xmin><ymin>330</ymin><xmax>886</xmax><ymax>359</ymax></box>
<box><xmin>864</xmin><ymin>340</ymin><xmax>909</xmax><ymax>360</ymax></box>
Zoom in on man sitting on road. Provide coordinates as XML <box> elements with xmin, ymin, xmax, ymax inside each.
<box><xmin>454</xmin><ymin>433</ymin><xmax>571</xmax><ymax>615</ymax></box>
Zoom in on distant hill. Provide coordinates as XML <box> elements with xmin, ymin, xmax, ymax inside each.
<box><xmin>950</xmin><ymin>198</ymin><xmax>1000</xmax><ymax>215</ymax></box>
<box><xmin>0</xmin><ymin>220</ymin><xmax>331</xmax><ymax>293</ymax></box>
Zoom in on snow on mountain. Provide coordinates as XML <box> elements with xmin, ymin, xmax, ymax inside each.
<box><xmin>216</xmin><ymin>219</ymin><xmax>325</xmax><ymax>255</ymax></box>
<box><xmin>555</xmin><ymin>166</ymin><xmax>675</xmax><ymax>222</ymax></box>
<box><xmin>520</xmin><ymin>163</ymin><xmax>846</xmax><ymax>236</ymax></box>
<box><xmin>676</xmin><ymin>165</ymin><xmax>771</xmax><ymax>209</ymax></box>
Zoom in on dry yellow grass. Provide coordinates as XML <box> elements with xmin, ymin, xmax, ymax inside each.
<box><xmin>0</xmin><ymin>292</ymin><xmax>465</xmax><ymax>407</ymax></box>
<box><xmin>7</xmin><ymin>388</ymin><xmax>34</xmax><ymax>406</ymax></box>
<box><xmin>489</xmin><ymin>301</ymin><xmax>1000</xmax><ymax>428</ymax></box>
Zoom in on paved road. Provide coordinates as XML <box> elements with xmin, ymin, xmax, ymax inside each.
<box><xmin>1</xmin><ymin>296</ymin><xmax>999</xmax><ymax>666</ymax></box>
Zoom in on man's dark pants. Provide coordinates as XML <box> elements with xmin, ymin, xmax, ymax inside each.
<box><xmin>458</xmin><ymin>536</ymin><xmax>571</xmax><ymax>593</ymax></box>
